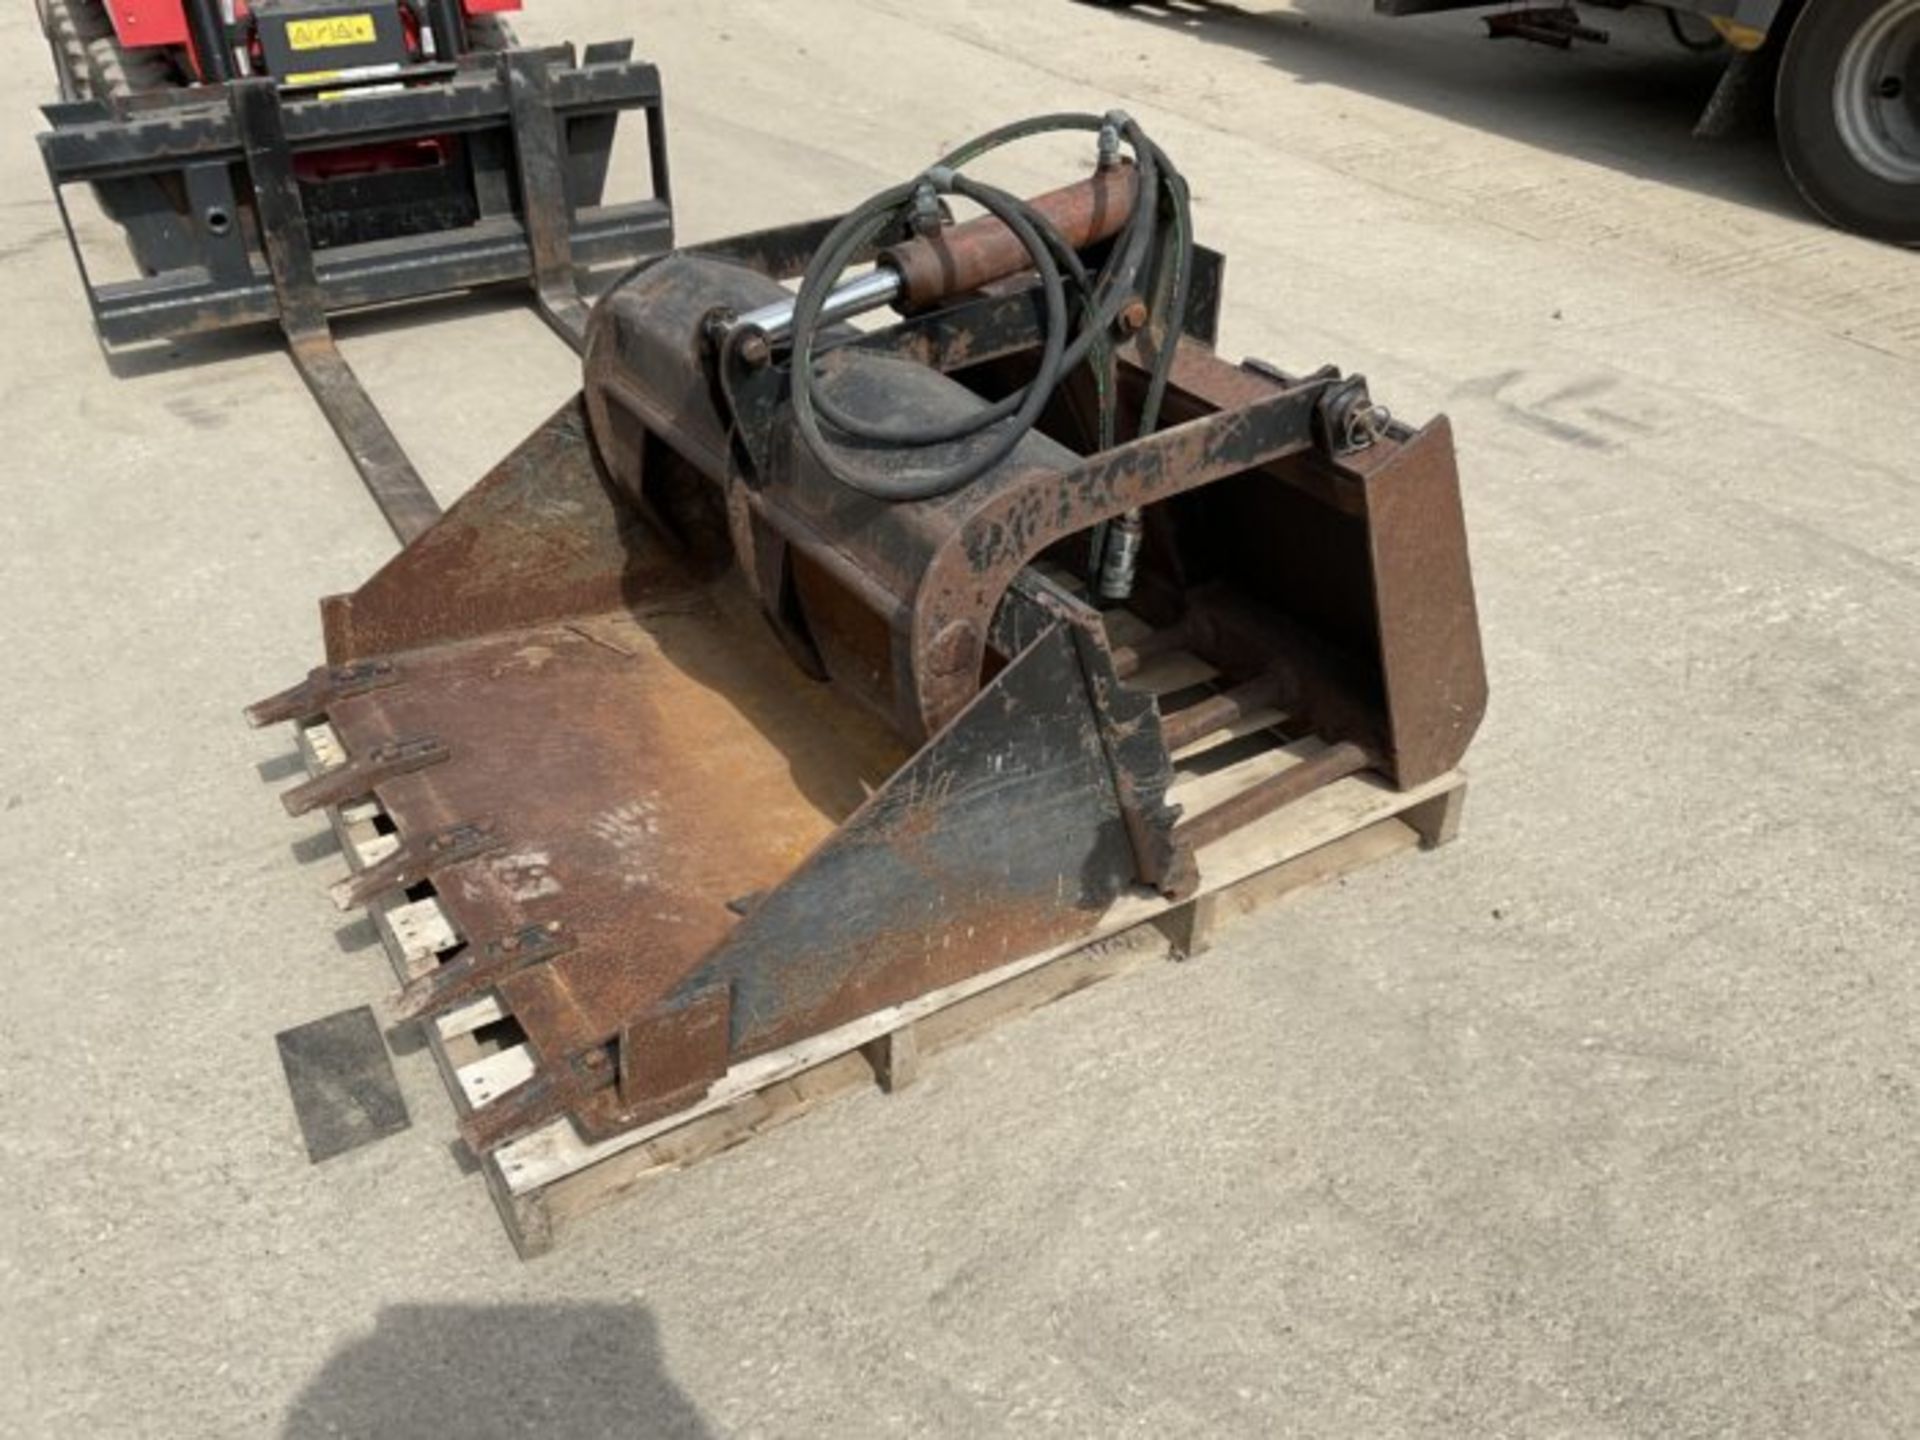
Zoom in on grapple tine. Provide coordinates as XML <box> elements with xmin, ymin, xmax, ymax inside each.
<box><xmin>328</xmin><ymin>818</ymin><xmax>502</xmax><ymax>911</ymax></box>
<box><xmin>280</xmin><ymin>733</ymin><xmax>449</xmax><ymax>817</ymax></box>
<box><xmin>457</xmin><ymin>1054</ymin><xmax>604</xmax><ymax>1155</ymax></box>
<box><xmin>244</xmin><ymin>659</ymin><xmax>398</xmax><ymax>728</ymax></box>
<box><xmin>392</xmin><ymin>922</ymin><xmax>574</xmax><ymax>1023</ymax></box>
<box><xmin>455</xmin><ymin>990</ymin><xmax>732</xmax><ymax>1154</ymax></box>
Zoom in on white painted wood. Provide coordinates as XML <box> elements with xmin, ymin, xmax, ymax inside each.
<box><xmin>304</xmin><ymin>721</ymin><xmax>346</xmax><ymax>771</ymax></box>
<box><xmin>385</xmin><ymin>897</ymin><xmax>458</xmax><ymax>963</ymax></box>
<box><xmin>356</xmin><ymin>832</ymin><xmax>401</xmax><ymax>865</ymax></box>
<box><xmin>455</xmin><ymin>1045</ymin><xmax>537</xmax><ymax>1109</ymax></box>
<box><xmin>436</xmin><ymin>995</ymin><xmax>507</xmax><ymax>1039</ymax></box>
<box><xmin>368</xmin><ymin>895</ymin><xmax>437</xmax><ymax>983</ymax></box>
<box><xmin>303</xmin><ymin>722</ymin><xmax>514</xmax><ymax>1049</ymax></box>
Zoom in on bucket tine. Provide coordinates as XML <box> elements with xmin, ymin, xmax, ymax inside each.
<box><xmin>280</xmin><ymin>734</ymin><xmax>449</xmax><ymax>818</ymax></box>
<box><xmin>458</xmin><ymin>1049</ymin><xmax>609</xmax><ymax>1154</ymax></box>
<box><xmin>393</xmin><ymin>922</ymin><xmax>573</xmax><ymax>1022</ymax></box>
<box><xmin>458</xmin><ymin>1067</ymin><xmax>571</xmax><ymax>1154</ymax></box>
<box><xmin>245</xmin><ymin>660</ymin><xmax>398</xmax><ymax>728</ymax></box>
<box><xmin>328</xmin><ymin>819</ymin><xmax>502</xmax><ymax>912</ymax></box>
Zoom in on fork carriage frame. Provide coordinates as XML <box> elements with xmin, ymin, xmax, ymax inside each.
<box><xmin>40</xmin><ymin>42</ymin><xmax>673</xmax><ymax>542</ymax></box>
<box><xmin>39</xmin><ymin>42</ymin><xmax>671</xmax><ymax>347</ymax></box>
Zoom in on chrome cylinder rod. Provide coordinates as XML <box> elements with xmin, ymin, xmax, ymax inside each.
<box><xmin>732</xmin><ymin>267</ymin><xmax>903</xmax><ymax>348</ymax></box>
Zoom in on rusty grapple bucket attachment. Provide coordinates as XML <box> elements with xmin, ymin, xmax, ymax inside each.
<box><xmin>251</xmin><ymin>115</ymin><xmax>1486</xmax><ymax>1162</ymax></box>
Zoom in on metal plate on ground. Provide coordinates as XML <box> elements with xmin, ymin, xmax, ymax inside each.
<box><xmin>276</xmin><ymin>1005</ymin><xmax>411</xmax><ymax>1163</ymax></box>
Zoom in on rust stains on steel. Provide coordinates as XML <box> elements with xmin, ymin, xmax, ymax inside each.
<box><xmin>908</xmin><ymin>361</ymin><xmax>1327</xmax><ymax>736</ymax></box>
<box><xmin>328</xmin><ymin>819</ymin><xmax>504</xmax><ymax>912</ymax></box>
<box><xmin>878</xmin><ymin>164</ymin><xmax>1139</xmax><ymax>310</ymax></box>
<box><xmin>280</xmin><ymin>733</ymin><xmax>448</xmax><ymax>817</ymax></box>
<box><xmin>246</xmin><ymin>659</ymin><xmax>397</xmax><ymax>728</ymax></box>
<box><xmin>392</xmin><ymin>921</ymin><xmax>574</xmax><ymax>1023</ymax></box>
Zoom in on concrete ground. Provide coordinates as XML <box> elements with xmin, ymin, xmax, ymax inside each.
<box><xmin>4</xmin><ymin>0</ymin><xmax>1917</xmax><ymax>1434</ymax></box>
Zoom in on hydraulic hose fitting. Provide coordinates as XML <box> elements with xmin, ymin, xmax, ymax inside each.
<box><xmin>782</xmin><ymin>111</ymin><xmax>1192</xmax><ymax>503</ymax></box>
<box><xmin>909</xmin><ymin>179</ymin><xmax>943</xmax><ymax>237</ymax></box>
<box><xmin>1096</xmin><ymin>510</ymin><xmax>1145</xmax><ymax>602</ymax></box>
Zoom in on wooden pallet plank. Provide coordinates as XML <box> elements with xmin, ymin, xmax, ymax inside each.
<box><xmin>1100</xmin><ymin>608</ymin><xmax>1154</xmax><ymax>648</ymax></box>
<box><xmin>300</xmin><ymin>771</ymin><xmax>556</xmax><ymax>1256</ymax></box>
<box><xmin>385</xmin><ymin>897</ymin><xmax>459</xmax><ymax>966</ymax></box>
<box><xmin>456</xmin><ymin>1046</ymin><xmax>538</xmax><ymax>1109</ymax></box>
<box><xmin>860</xmin><ymin>1025</ymin><xmax>921</xmax><ymax>1094</ymax></box>
<box><xmin>305</xmin><ymin>720</ymin><xmax>347</xmax><ymax>771</ymax></box>
<box><xmin>1402</xmin><ymin>784</ymin><xmax>1468</xmax><ymax>849</ymax></box>
<box><xmin>435</xmin><ymin>995</ymin><xmax>509</xmax><ymax>1039</ymax></box>
<box><xmin>1032</xmin><ymin>559</ymin><xmax>1091</xmax><ymax>599</ymax></box>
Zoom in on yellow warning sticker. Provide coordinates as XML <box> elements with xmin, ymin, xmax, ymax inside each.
<box><xmin>287</xmin><ymin>14</ymin><xmax>376</xmax><ymax>49</ymax></box>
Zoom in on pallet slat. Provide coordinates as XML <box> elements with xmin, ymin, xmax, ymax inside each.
<box><xmin>306</xmin><ymin>721</ymin><xmax>347</xmax><ymax>771</ymax></box>
<box><xmin>456</xmin><ymin>1046</ymin><xmax>538</xmax><ymax>1108</ymax></box>
<box><xmin>1100</xmin><ymin>607</ymin><xmax>1155</xmax><ymax>647</ymax></box>
<box><xmin>435</xmin><ymin>995</ymin><xmax>508</xmax><ymax>1039</ymax></box>
<box><xmin>385</xmin><ymin>897</ymin><xmax>459</xmax><ymax>966</ymax></box>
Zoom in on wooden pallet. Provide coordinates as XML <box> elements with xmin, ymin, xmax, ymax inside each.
<box><xmin>295</xmin><ymin>658</ymin><xmax>1466</xmax><ymax>1257</ymax></box>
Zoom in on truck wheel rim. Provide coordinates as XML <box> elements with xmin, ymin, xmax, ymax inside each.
<box><xmin>1834</xmin><ymin>0</ymin><xmax>1920</xmax><ymax>184</ymax></box>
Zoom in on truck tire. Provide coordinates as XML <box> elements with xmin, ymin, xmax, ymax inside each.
<box><xmin>1775</xmin><ymin>0</ymin><xmax>1920</xmax><ymax>244</ymax></box>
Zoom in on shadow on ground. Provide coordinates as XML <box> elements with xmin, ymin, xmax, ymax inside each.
<box><xmin>1086</xmin><ymin>0</ymin><xmax>1803</xmax><ymax>220</ymax></box>
<box><xmin>283</xmin><ymin>1303</ymin><xmax>711</xmax><ymax>1438</ymax></box>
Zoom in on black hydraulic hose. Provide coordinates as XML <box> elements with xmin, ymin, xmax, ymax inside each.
<box><xmin>786</xmin><ymin>112</ymin><xmax>1194</xmax><ymax>503</ymax></box>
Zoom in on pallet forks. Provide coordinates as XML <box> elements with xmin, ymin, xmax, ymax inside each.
<box><xmin>37</xmin><ymin>13</ymin><xmax>672</xmax><ymax>540</ymax></box>
<box><xmin>249</xmin><ymin>115</ymin><xmax>1488</xmax><ymax>1167</ymax></box>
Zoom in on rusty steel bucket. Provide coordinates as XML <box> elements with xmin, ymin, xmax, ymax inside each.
<box><xmin>251</xmin><ymin>168</ymin><xmax>1486</xmax><ymax>1162</ymax></box>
